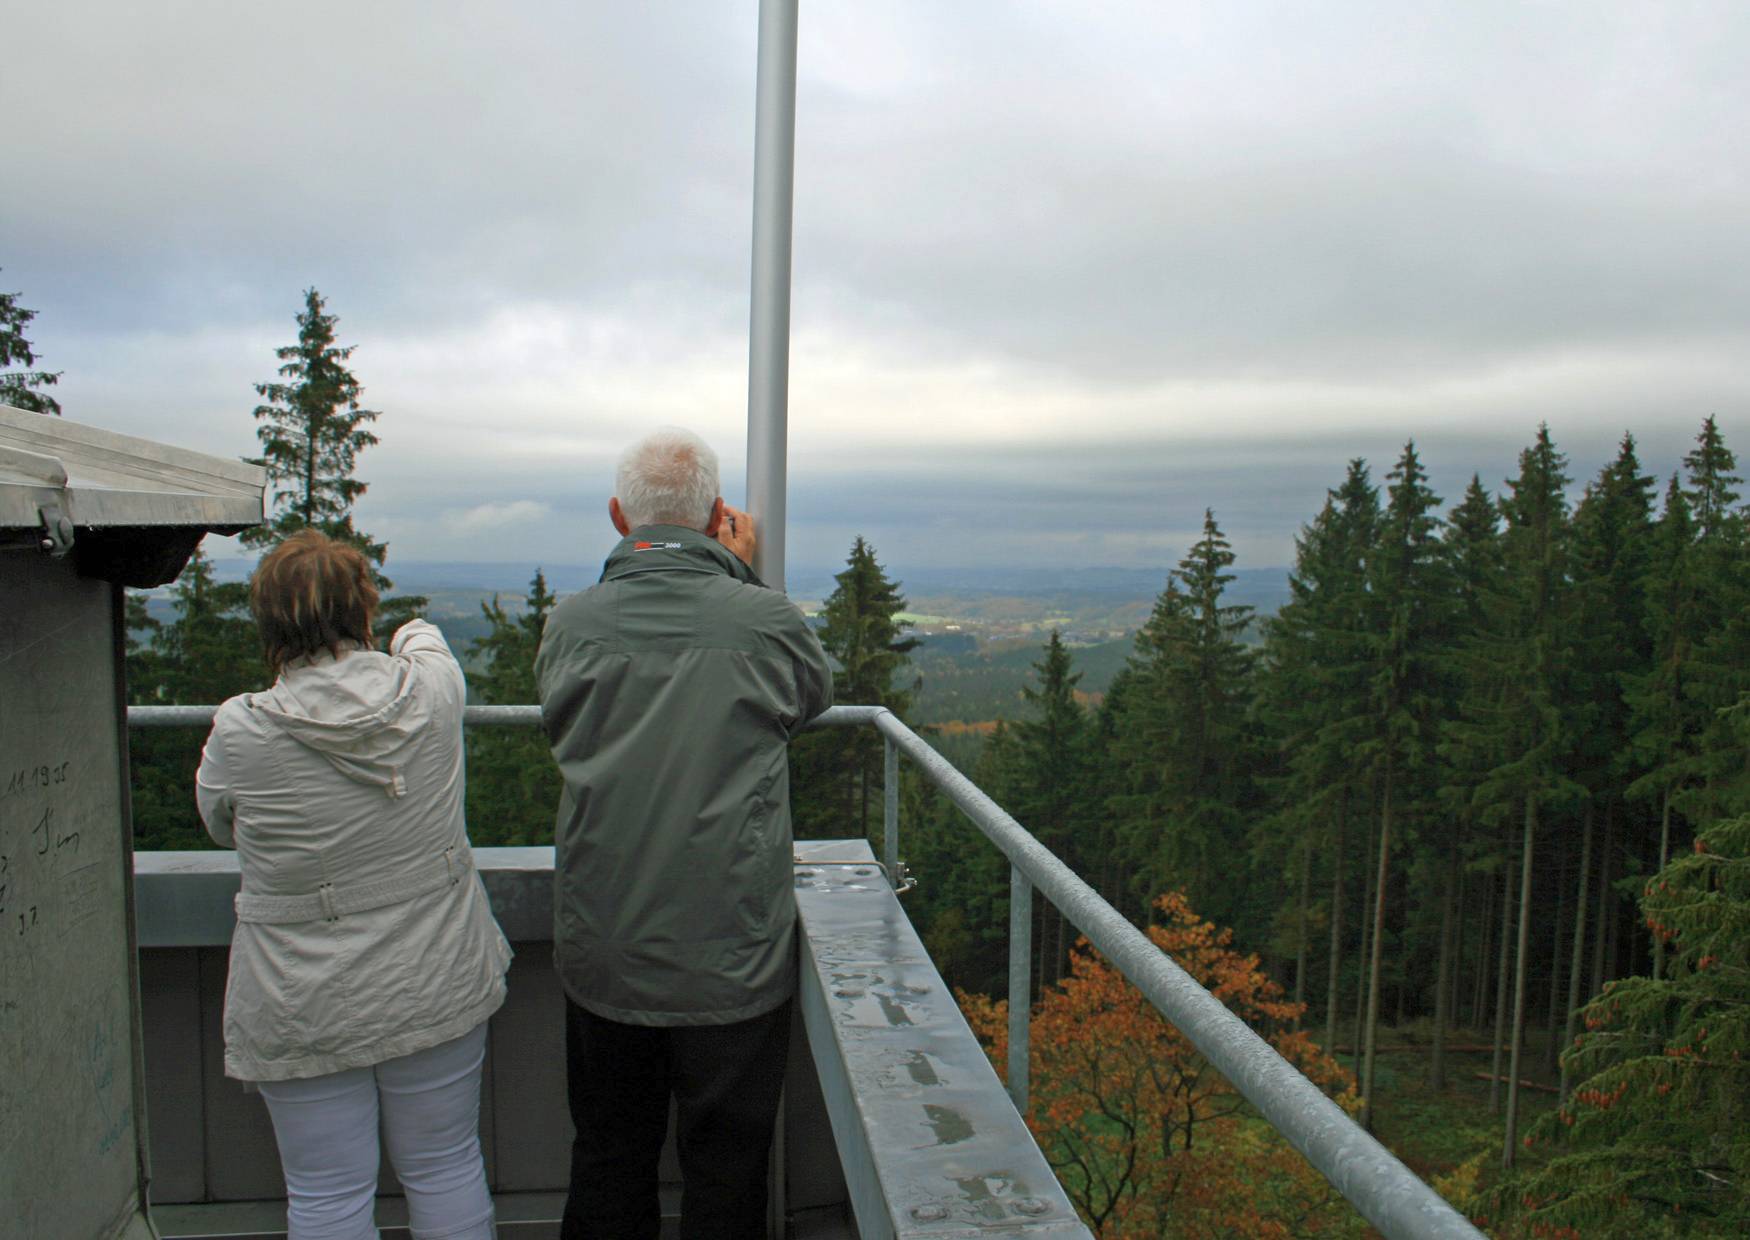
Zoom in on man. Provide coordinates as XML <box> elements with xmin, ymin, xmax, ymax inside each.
<box><xmin>536</xmin><ymin>426</ymin><xmax>833</xmax><ymax>1240</ymax></box>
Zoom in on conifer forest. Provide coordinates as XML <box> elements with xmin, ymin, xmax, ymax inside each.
<box><xmin>109</xmin><ymin>289</ymin><xmax>1748</xmax><ymax>1236</ymax></box>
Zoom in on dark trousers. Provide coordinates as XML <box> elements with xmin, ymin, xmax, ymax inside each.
<box><xmin>560</xmin><ymin>995</ymin><xmax>793</xmax><ymax>1240</ymax></box>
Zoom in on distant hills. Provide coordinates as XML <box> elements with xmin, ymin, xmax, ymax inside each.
<box><xmin>204</xmin><ymin>552</ymin><xmax>1295</xmax><ymax>601</ymax></box>
<box><xmin>148</xmin><ymin>556</ymin><xmax>1290</xmax><ymax>729</ymax></box>
<box><xmin>200</xmin><ymin>558</ymin><xmax>1293</xmax><ymax>615</ymax></box>
<box><xmin>182</xmin><ymin>555</ymin><xmax>1291</xmax><ymax>647</ymax></box>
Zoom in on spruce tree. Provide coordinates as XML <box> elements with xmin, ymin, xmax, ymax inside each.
<box><xmin>904</xmin><ymin>754</ymin><xmax>1012</xmax><ymax>995</ymax></box>
<box><xmin>1085</xmin><ymin>668</ymin><xmax>1135</xmax><ymax>912</ymax></box>
<box><xmin>1674</xmin><ymin>419</ymin><xmax>1750</xmax><ymax>830</ymax></box>
<box><xmin>1110</xmin><ymin>510</ymin><xmax>1256</xmax><ymax>929</ymax></box>
<box><xmin>1260</xmin><ymin>461</ymin><xmax>1378</xmax><ymax>1050</ymax></box>
<box><xmin>1489</xmin><ymin>426</ymin><xmax>1583</xmax><ymax>1166</ymax></box>
<box><xmin>1357</xmin><ymin>441</ymin><xmax>1448</xmax><ymax>1125</ymax></box>
<box><xmin>465</xmin><ymin>570</ymin><xmax>562</xmax><ymax>845</ymax></box>
<box><xmin>127</xmin><ymin>549</ymin><xmax>262</xmax><ymax>848</ymax></box>
<box><xmin>248</xmin><ymin>287</ymin><xmax>383</xmax><ymax>559</ymax></box>
<box><xmin>245</xmin><ymin>287</ymin><xmax>423</xmax><ymax>632</ymax></box>
<box><xmin>1006</xmin><ymin>631</ymin><xmax>1094</xmax><ymax>987</ymax></box>
<box><xmin>1498</xmin><ymin>750</ymin><xmax>1750</xmax><ymax>1236</ymax></box>
<box><xmin>1681</xmin><ymin>415</ymin><xmax>1741</xmax><ymax>549</ymax></box>
<box><xmin>1432</xmin><ymin>475</ymin><xmax>1504</xmax><ymax>1088</ymax></box>
<box><xmin>1561</xmin><ymin>436</ymin><xmax>1657</xmax><ymax>1092</ymax></box>
<box><xmin>1626</xmin><ymin>477</ymin><xmax>1706</xmax><ymax>982</ymax></box>
<box><xmin>791</xmin><ymin>538</ymin><xmax>918</xmax><ymax>839</ymax></box>
<box><xmin>0</xmin><ymin>273</ymin><xmax>63</xmax><ymax>415</ymax></box>
<box><xmin>1011</xmin><ymin>631</ymin><xmax>1090</xmax><ymax>850</ymax></box>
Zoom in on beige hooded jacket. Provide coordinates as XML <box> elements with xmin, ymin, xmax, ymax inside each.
<box><xmin>196</xmin><ymin>620</ymin><xmax>511</xmax><ymax>1081</ymax></box>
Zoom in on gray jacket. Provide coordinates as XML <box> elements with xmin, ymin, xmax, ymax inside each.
<box><xmin>197</xmin><ymin>621</ymin><xmax>511</xmax><ymax>1080</ymax></box>
<box><xmin>536</xmin><ymin>526</ymin><xmax>833</xmax><ymax>1025</ymax></box>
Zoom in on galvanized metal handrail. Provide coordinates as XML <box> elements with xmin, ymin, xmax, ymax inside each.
<box><xmin>128</xmin><ymin>701</ymin><xmax>1481</xmax><ymax>1239</ymax></box>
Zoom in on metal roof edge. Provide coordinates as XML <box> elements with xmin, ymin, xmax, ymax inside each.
<box><xmin>0</xmin><ymin>403</ymin><xmax>266</xmax><ymax>499</ymax></box>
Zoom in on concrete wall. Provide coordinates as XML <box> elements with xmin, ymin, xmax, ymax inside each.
<box><xmin>2</xmin><ymin>555</ymin><xmax>155</xmax><ymax>1240</ymax></box>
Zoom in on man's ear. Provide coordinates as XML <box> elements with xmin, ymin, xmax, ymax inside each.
<box><xmin>609</xmin><ymin>498</ymin><xmax>631</xmax><ymax>536</ymax></box>
<box><xmin>703</xmin><ymin>497</ymin><xmax>725</xmax><ymax>537</ymax></box>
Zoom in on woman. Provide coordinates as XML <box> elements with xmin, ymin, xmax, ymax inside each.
<box><xmin>196</xmin><ymin>529</ymin><xmax>513</xmax><ymax>1240</ymax></box>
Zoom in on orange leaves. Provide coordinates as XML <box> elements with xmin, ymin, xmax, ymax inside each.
<box><xmin>959</xmin><ymin>890</ymin><xmax>1359</xmax><ymax>1237</ymax></box>
<box><xmin>929</xmin><ymin>719</ymin><xmax>1000</xmax><ymax>737</ymax></box>
<box><xmin>1528</xmin><ymin>1221</ymin><xmax>1584</xmax><ymax>1240</ymax></box>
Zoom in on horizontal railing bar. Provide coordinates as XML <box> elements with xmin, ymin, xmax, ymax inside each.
<box><xmin>131</xmin><ymin>703</ymin><xmax>889</xmax><ymax>731</ymax></box>
<box><xmin>128</xmin><ymin>703</ymin><xmax>888</xmax><ymax>730</ymax></box>
<box><xmin>125</xmin><ymin>701</ymin><xmax>1478</xmax><ymax>1238</ymax></box>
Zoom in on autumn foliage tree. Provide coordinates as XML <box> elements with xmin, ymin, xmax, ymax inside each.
<box><xmin>961</xmin><ymin>892</ymin><xmax>1361</xmax><ymax>1238</ymax></box>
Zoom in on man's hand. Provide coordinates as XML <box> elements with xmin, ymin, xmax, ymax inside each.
<box><xmin>716</xmin><ymin>504</ymin><xmax>756</xmax><ymax>566</ymax></box>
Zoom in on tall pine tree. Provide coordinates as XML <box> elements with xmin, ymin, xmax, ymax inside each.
<box><xmin>1002</xmin><ymin>631</ymin><xmax>1094</xmax><ymax>989</ymax></box>
<box><xmin>246</xmin><ymin>288</ymin><xmax>384</xmax><ymax>562</ymax></box>
<box><xmin>1561</xmin><ymin>436</ymin><xmax>1656</xmax><ymax>1092</ymax></box>
<box><xmin>245</xmin><ymin>287</ymin><xmax>423</xmax><ymax>632</ymax></box>
<box><xmin>1433</xmin><ymin>475</ymin><xmax>1504</xmax><ymax>1089</ymax></box>
<box><xmin>1260</xmin><ymin>461</ymin><xmax>1378</xmax><ymax>1051</ymax></box>
<box><xmin>1626</xmin><ymin>476</ymin><xmax>1706</xmax><ymax>982</ymax></box>
<box><xmin>465</xmin><ymin>570</ymin><xmax>562</xmax><ymax>845</ymax></box>
<box><xmin>1488</xmin><ymin>426</ymin><xmax>1582</xmax><ymax>1166</ymax></box>
<box><xmin>1499</xmin><ymin>752</ymin><xmax>1750</xmax><ymax>1236</ymax></box>
<box><xmin>0</xmin><ymin>272</ymin><xmax>62</xmax><ymax>415</ymax></box>
<box><xmin>1675</xmin><ymin>418</ymin><xmax>1750</xmax><ymax>831</ymax></box>
<box><xmin>791</xmin><ymin>538</ymin><xmax>918</xmax><ymax>839</ymax></box>
<box><xmin>1110</xmin><ymin>510</ymin><xmax>1256</xmax><ymax>930</ymax></box>
<box><xmin>1357</xmin><ymin>441</ymin><xmax>1448</xmax><ymax>1126</ymax></box>
<box><xmin>127</xmin><ymin>549</ymin><xmax>262</xmax><ymax>848</ymax></box>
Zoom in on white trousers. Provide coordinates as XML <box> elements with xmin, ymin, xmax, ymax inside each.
<box><xmin>257</xmin><ymin>1022</ymin><xmax>495</xmax><ymax>1240</ymax></box>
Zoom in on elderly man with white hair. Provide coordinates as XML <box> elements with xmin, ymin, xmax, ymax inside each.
<box><xmin>535</xmin><ymin>426</ymin><xmax>833</xmax><ymax>1240</ymax></box>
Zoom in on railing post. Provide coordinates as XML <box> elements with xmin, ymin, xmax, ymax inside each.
<box><xmin>883</xmin><ymin>735</ymin><xmax>899</xmax><ymax>889</ymax></box>
<box><xmin>1008</xmin><ymin>865</ymin><xmax>1031</xmax><ymax>1113</ymax></box>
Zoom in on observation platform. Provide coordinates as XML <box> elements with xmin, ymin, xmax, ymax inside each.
<box><xmin>134</xmin><ymin>841</ymin><xmax>1088</xmax><ymax>1240</ymax></box>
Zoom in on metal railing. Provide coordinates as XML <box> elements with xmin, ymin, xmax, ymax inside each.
<box><xmin>130</xmin><ymin>702</ymin><xmax>1482</xmax><ymax>1240</ymax></box>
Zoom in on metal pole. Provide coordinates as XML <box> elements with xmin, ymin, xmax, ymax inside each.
<box><xmin>746</xmin><ymin>0</ymin><xmax>798</xmax><ymax>593</ymax></box>
<box><xmin>883</xmin><ymin>736</ymin><xmax>899</xmax><ymax>888</ymax></box>
<box><xmin>1008</xmin><ymin>866</ymin><xmax>1033</xmax><ymax>1114</ymax></box>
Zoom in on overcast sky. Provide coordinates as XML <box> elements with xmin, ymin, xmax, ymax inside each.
<box><xmin>5</xmin><ymin>2</ymin><xmax>1747</xmax><ymax>575</ymax></box>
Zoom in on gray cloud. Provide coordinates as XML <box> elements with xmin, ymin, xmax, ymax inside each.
<box><xmin>5</xmin><ymin>2</ymin><xmax>1747</xmax><ymax>575</ymax></box>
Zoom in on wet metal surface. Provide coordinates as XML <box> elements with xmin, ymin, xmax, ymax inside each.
<box><xmin>793</xmin><ymin>841</ymin><xmax>1090</xmax><ymax>1239</ymax></box>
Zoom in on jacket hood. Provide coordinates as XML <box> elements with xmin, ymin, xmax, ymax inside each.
<box><xmin>600</xmin><ymin>525</ymin><xmax>766</xmax><ymax>587</ymax></box>
<box><xmin>249</xmin><ymin>647</ymin><xmax>423</xmax><ymax>798</ymax></box>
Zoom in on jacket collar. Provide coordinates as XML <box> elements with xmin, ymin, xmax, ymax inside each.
<box><xmin>600</xmin><ymin>524</ymin><xmax>766</xmax><ymax>588</ymax></box>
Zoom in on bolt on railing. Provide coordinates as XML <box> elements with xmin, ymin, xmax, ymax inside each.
<box><xmin>129</xmin><ymin>702</ymin><xmax>1481</xmax><ymax>1240</ymax></box>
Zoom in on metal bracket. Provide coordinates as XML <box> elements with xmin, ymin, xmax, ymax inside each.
<box><xmin>794</xmin><ymin>857</ymin><xmax>917</xmax><ymax>896</ymax></box>
<box><xmin>38</xmin><ymin>500</ymin><xmax>74</xmax><ymax>558</ymax></box>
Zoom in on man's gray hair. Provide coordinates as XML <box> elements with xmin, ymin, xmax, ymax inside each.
<box><xmin>615</xmin><ymin>427</ymin><xmax>721</xmax><ymax>530</ymax></box>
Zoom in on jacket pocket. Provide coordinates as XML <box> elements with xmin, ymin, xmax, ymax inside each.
<box><xmin>739</xmin><ymin>761</ymin><xmax>787</xmax><ymax>936</ymax></box>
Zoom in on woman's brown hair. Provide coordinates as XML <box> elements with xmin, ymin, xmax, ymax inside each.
<box><xmin>250</xmin><ymin>530</ymin><xmax>379</xmax><ymax>677</ymax></box>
